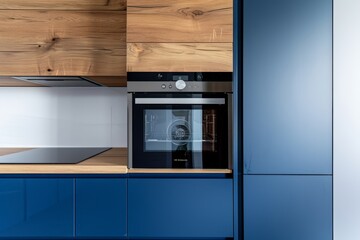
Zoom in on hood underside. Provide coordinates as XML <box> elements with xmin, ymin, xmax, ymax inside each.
<box><xmin>13</xmin><ymin>76</ymin><xmax>103</xmax><ymax>87</ymax></box>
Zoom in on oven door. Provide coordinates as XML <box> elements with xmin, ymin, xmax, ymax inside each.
<box><xmin>130</xmin><ymin>93</ymin><xmax>229</xmax><ymax>169</ymax></box>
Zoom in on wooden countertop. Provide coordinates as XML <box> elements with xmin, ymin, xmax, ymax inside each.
<box><xmin>127</xmin><ymin>168</ymin><xmax>232</xmax><ymax>174</ymax></box>
<box><xmin>0</xmin><ymin>148</ymin><xmax>232</xmax><ymax>174</ymax></box>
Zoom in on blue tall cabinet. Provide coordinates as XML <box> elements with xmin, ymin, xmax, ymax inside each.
<box><xmin>240</xmin><ymin>0</ymin><xmax>333</xmax><ymax>239</ymax></box>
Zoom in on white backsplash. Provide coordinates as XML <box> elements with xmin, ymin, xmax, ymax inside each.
<box><xmin>0</xmin><ymin>87</ymin><xmax>127</xmax><ymax>147</ymax></box>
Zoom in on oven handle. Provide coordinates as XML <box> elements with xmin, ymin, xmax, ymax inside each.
<box><xmin>135</xmin><ymin>98</ymin><xmax>226</xmax><ymax>105</ymax></box>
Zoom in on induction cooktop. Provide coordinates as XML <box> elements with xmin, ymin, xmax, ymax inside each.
<box><xmin>0</xmin><ymin>148</ymin><xmax>110</xmax><ymax>164</ymax></box>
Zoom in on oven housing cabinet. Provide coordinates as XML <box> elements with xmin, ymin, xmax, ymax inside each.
<box><xmin>127</xmin><ymin>73</ymin><xmax>233</xmax><ymax>170</ymax></box>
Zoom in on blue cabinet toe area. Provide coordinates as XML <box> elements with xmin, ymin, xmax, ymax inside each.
<box><xmin>128</xmin><ymin>178</ymin><xmax>234</xmax><ymax>239</ymax></box>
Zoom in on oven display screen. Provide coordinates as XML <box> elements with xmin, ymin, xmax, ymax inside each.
<box><xmin>172</xmin><ymin>75</ymin><xmax>189</xmax><ymax>81</ymax></box>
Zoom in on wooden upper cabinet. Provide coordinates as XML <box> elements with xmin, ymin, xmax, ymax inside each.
<box><xmin>127</xmin><ymin>0</ymin><xmax>233</xmax><ymax>72</ymax></box>
<box><xmin>127</xmin><ymin>0</ymin><xmax>233</xmax><ymax>43</ymax></box>
<box><xmin>0</xmin><ymin>1</ymin><xmax>126</xmax><ymax>76</ymax></box>
<box><xmin>127</xmin><ymin>43</ymin><xmax>233</xmax><ymax>72</ymax></box>
<box><xmin>0</xmin><ymin>0</ymin><xmax>126</xmax><ymax>10</ymax></box>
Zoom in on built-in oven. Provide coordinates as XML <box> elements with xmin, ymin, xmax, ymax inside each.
<box><xmin>128</xmin><ymin>73</ymin><xmax>232</xmax><ymax>169</ymax></box>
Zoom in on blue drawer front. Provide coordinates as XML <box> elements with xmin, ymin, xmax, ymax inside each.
<box><xmin>75</xmin><ymin>178</ymin><xmax>127</xmax><ymax>238</ymax></box>
<box><xmin>243</xmin><ymin>0</ymin><xmax>332</xmax><ymax>174</ymax></box>
<box><xmin>244</xmin><ymin>175</ymin><xmax>332</xmax><ymax>240</ymax></box>
<box><xmin>128</xmin><ymin>178</ymin><xmax>233</xmax><ymax>238</ymax></box>
<box><xmin>0</xmin><ymin>178</ymin><xmax>74</xmax><ymax>238</ymax></box>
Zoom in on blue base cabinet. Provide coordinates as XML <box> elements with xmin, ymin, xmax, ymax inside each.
<box><xmin>0</xmin><ymin>178</ymin><xmax>74</xmax><ymax>238</ymax></box>
<box><xmin>75</xmin><ymin>178</ymin><xmax>127</xmax><ymax>239</ymax></box>
<box><xmin>244</xmin><ymin>175</ymin><xmax>332</xmax><ymax>240</ymax></box>
<box><xmin>0</xmin><ymin>177</ymin><xmax>232</xmax><ymax>239</ymax></box>
<box><xmin>128</xmin><ymin>178</ymin><xmax>233</xmax><ymax>239</ymax></box>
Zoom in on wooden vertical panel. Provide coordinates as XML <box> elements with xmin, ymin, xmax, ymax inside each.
<box><xmin>127</xmin><ymin>43</ymin><xmax>233</xmax><ymax>72</ymax></box>
<box><xmin>0</xmin><ymin>10</ymin><xmax>126</xmax><ymax>76</ymax></box>
<box><xmin>127</xmin><ymin>0</ymin><xmax>233</xmax><ymax>43</ymax></box>
<box><xmin>86</xmin><ymin>76</ymin><xmax>127</xmax><ymax>87</ymax></box>
<box><xmin>0</xmin><ymin>0</ymin><xmax>126</xmax><ymax>10</ymax></box>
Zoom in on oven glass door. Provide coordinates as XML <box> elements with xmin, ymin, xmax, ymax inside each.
<box><xmin>132</xmin><ymin>93</ymin><xmax>228</xmax><ymax>169</ymax></box>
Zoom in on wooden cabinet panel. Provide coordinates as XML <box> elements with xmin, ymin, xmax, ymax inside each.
<box><xmin>0</xmin><ymin>10</ymin><xmax>126</xmax><ymax>76</ymax></box>
<box><xmin>127</xmin><ymin>0</ymin><xmax>233</xmax><ymax>43</ymax></box>
<box><xmin>127</xmin><ymin>43</ymin><xmax>233</xmax><ymax>72</ymax></box>
<box><xmin>87</xmin><ymin>76</ymin><xmax>127</xmax><ymax>87</ymax></box>
<box><xmin>0</xmin><ymin>0</ymin><xmax>126</xmax><ymax>10</ymax></box>
<box><xmin>0</xmin><ymin>77</ymin><xmax>41</xmax><ymax>87</ymax></box>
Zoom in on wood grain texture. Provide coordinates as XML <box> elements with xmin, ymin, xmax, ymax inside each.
<box><xmin>0</xmin><ymin>0</ymin><xmax>126</xmax><ymax>10</ymax></box>
<box><xmin>0</xmin><ymin>77</ymin><xmax>41</xmax><ymax>87</ymax></box>
<box><xmin>127</xmin><ymin>0</ymin><xmax>232</xmax><ymax>42</ymax></box>
<box><xmin>87</xmin><ymin>76</ymin><xmax>127</xmax><ymax>87</ymax></box>
<box><xmin>127</xmin><ymin>43</ymin><xmax>233</xmax><ymax>72</ymax></box>
<box><xmin>128</xmin><ymin>168</ymin><xmax>232</xmax><ymax>174</ymax></box>
<box><xmin>0</xmin><ymin>10</ymin><xmax>126</xmax><ymax>76</ymax></box>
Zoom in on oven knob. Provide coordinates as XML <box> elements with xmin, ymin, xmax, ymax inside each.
<box><xmin>175</xmin><ymin>80</ymin><xmax>186</xmax><ymax>90</ymax></box>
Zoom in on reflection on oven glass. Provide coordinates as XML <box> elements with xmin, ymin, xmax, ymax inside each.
<box><xmin>167</xmin><ymin>119</ymin><xmax>191</xmax><ymax>146</ymax></box>
<box><xmin>144</xmin><ymin>109</ymin><xmax>217</xmax><ymax>152</ymax></box>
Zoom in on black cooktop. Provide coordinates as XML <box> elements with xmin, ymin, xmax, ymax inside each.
<box><xmin>0</xmin><ymin>148</ymin><xmax>110</xmax><ymax>164</ymax></box>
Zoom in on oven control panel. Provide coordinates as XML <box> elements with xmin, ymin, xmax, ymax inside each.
<box><xmin>175</xmin><ymin>80</ymin><xmax>186</xmax><ymax>90</ymax></box>
<box><xmin>172</xmin><ymin>75</ymin><xmax>189</xmax><ymax>81</ymax></box>
<box><xmin>128</xmin><ymin>81</ymin><xmax>232</xmax><ymax>92</ymax></box>
<box><xmin>159</xmin><ymin>81</ymin><xmax>204</xmax><ymax>91</ymax></box>
<box><xmin>127</xmin><ymin>72</ymin><xmax>232</xmax><ymax>82</ymax></box>
<box><xmin>127</xmin><ymin>72</ymin><xmax>232</xmax><ymax>93</ymax></box>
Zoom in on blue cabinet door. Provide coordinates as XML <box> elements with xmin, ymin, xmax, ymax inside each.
<box><xmin>243</xmin><ymin>0</ymin><xmax>332</xmax><ymax>174</ymax></box>
<box><xmin>0</xmin><ymin>179</ymin><xmax>25</xmax><ymax>237</ymax></box>
<box><xmin>128</xmin><ymin>178</ymin><xmax>233</xmax><ymax>238</ymax></box>
<box><xmin>244</xmin><ymin>175</ymin><xmax>332</xmax><ymax>240</ymax></box>
<box><xmin>75</xmin><ymin>178</ymin><xmax>127</xmax><ymax>238</ymax></box>
<box><xmin>0</xmin><ymin>178</ymin><xmax>74</xmax><ymax>238</ymax></box>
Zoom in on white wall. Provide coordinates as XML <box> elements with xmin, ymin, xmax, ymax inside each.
<box><xmin>0</xmin><ymin>87</ymin><xmax>127</xmax><ymax>147</ymax></box>
<box><xmin>334</xmin><ymin>0</ymin><xmax>360</xmax><ymax>239</ymax></box>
